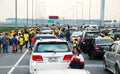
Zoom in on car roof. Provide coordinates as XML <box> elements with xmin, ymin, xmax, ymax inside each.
<box><xmin>36</xmin><ymin>39</ymin><xmax>67</xmax><ymax>43</ymax></box>
<box><xmin>38</xmin><ymin>34</ymin><xmax>55</xmax><ymax>36</ymax></box>
<box><xmin>83</xmin><ymin>30</ymin><xmax>99</xmax><ymax>33</ymax></box>
<box><xmin>41</xmin><ymin>30</ymin><xmax>53</xmax><ymax>32</ymax></box>
<box><xmin>113</xmin><ymin>41</ymin><xmax>120</xmax><ymax>44</ymax></box>
<box><xmin>95</xmin><ymin>37</ymin><xmax>112</xmax><ymax>40</ymax></box>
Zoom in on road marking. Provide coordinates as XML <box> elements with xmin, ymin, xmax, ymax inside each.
<box><xmin>1</xmin><ymin>64</ymin><xmax>103</xmax><ymax>69</ymax></box>
<box><xmin>0</xmin><ymin>65</ymin><xmax>29</xmax><ymax>68</ymax></box>
<box><xmin>85</xmin><ymin>64</ymin><xmax>103</xmax><ymax>67</ymax></box>
<box><xmin>7</xmin><ymin>49</ymin><xmax>28</xmax><ymax>74</ymax></box>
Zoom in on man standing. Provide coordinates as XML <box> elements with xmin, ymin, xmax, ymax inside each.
<box><xmin>11</xmin><ymin>34</ymin><xmax>18</xmax><ymax>53</ymax></box>
<box><xmin>0</xmin><ymin>33</ymin><xmax>2</xmax><ymax>53</ymax></box>
<box><xmin>24</xmin><ymin>31</ymin><xmax>29</xmax><ymax>49</ymax></box>
<box><xmin>2</xmin><ymin>33</ymin><xmax>9</xmax><ymax>53</ymax></box>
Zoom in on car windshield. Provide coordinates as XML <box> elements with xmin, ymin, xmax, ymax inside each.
<box><xmin>69</xmin><ymin>29</ymin><xmax>77</xmax><ymax>34</ymax></box>
<box><xmin>35</xmin><ymin>42</ymin><xmax>69</xmax><ymax>52</ymax></box>
<box><xmin>85</xmin><ymin>32</ymin><xmax>99</xmax><ymax>38</ymax></box>
<box><xmin>38</xmin><ymin>36</ymin><xmax>55</xmax><ymax>39</ymax></box>
<box><xmin>96</xmin><ymin>39</ymin><xmax>114</xmax><ymax>44</ymax></box>
<box><xmin>72</xmin><ymin>32</ymin><xmax>82</xmax><ymax>37</ymax></box>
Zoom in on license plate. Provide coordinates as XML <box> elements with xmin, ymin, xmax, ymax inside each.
<box><xmin>48</xmin><ymin>57</ymin><xmax>58</xmax><ymax>62</ymax></box>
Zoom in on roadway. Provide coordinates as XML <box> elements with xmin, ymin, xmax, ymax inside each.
<box><xmin>0</xmin><ymin>46</ymin><xmax>112</xmax><ymax>74</ymax></box>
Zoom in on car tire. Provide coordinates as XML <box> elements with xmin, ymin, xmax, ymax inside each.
<box><xmin>115</xmin><ymin>65</ymin><xmax>120</xmax><ymax>74</ymax></box>
<box><xmin>103</xmin><ymin>60</ymin><xmax>108</xmax><ymax>71</ymax></box>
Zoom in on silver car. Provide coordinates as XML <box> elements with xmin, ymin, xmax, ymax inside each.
<box><xmin>103</xmin><ymin>41</ymin><xmax>120</xmax><ymax>74</ymax></box>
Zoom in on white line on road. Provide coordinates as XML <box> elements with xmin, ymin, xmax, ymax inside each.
<box><xmin>7</xmin><ymin>49</ymin><xmax>28</xmax><ymax>74</ymax></box>
<box><xmin>85</xmin><ymin>64</ymin><xmax>103</xmax><ymax>67</ymax></box>
<box><xmin>0</xmin><ymin>65</ymin><xmax>29</xmax><ymax>68</ymax></box>
<box><xmin>1</xmin><ymin>64</ymin><xmax>103</xmax><ymax>69</ymax></box>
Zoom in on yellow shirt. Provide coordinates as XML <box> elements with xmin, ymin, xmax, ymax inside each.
<box><xmin>19</xmin><ymin>37</ymin><xmax>24</xmax><ymax>45</ymax></box>
<box><xmin>24</xmin><ymin>34</ymin><xmax>29</xmax><ymax>41</ymax></box>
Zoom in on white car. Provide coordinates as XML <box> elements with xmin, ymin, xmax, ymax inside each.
<box><xmin>40</xmin><ymin>27</ymin><xmax>51</xmax><ymax>31</ymax></box>
<box><xmin>29</xmin><ymin>39</ymin><xmax>73</xmax><ymax>74</ymax></box>
<box><xmin>70</xmin><ymin>31</ymin><xmax>83</xmax><ymax>42</ymax></box>
<box><xmin>35</xmin><ymin>69</ymin><xmax>90</xmax><ymax>74</ymax></box>
<box><xmin>40</xmin><ymin>30</ymin><xmax>55</xmax><ymax>35</ymax></box>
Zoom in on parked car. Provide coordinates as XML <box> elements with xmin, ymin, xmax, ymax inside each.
<box><xmin>35</xmin><ymin>69</ymin><xmax>90</xmax><ymax>74</ymax></box>
<box><xmin>70</xmin><ymin>31</ymin><xmax>83</xmax><ymax>42</ymax></box>
<box><xmin>31</xmin><ymin>34</ymin><xmax>57</xmax><ymax>47</ymax></box>
<box><xmin>39</xmin><ymin>30</ymin><xmax>55</xmax><ymax>35</ymax></box>
<box><xmin>89</xmin><ymin>38</ymin><xmax>114</xmax><ymax>59</ymax></box>
<box><xmin>29</xmin><ymin>39</ymin><xmax>73</xmax><ymax>74</ymax></box>
<box><xmin>40</xmin><ymin>27</ymin><xmax>51</xmax><ymax>32</ymax></box>
<box><xmin>79</xmin><ymin>31</ymin><xmax>100</xmax><ymax>54</ymax></box>
<box><xmin>103</xmin><ymin>41</ymin><xmax>120</xmax><ymax>74</ymax></box>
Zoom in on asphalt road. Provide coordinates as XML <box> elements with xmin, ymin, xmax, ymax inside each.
<box><xmin>0</xmin><ymin>46</ymin><xmax>112</xmax><ymax>74</ymax></box>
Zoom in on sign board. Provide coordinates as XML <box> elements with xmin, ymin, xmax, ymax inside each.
<box><xmin>49</xmin><ymin>16</ymin><xmax>59</xmax><ymax>19</ymax></box>
<box><xmin>47</xmin><ymin>20</ymin><xmax>54</xmax><ymax>24</ymax></box>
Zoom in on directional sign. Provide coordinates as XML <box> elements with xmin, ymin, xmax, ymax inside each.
<box><xmin>47</xmin><ymin>20</ymin><xmax>54</xmax><ymax>24</ymax></box>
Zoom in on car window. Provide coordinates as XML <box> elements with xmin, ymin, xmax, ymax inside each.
<box><xmin>96</xmin><ymin>39</ymin><xmax>114</xmax><ymax>44</ymax></box>
<box><xmin>85</xmin><ymin>32</ymin><xmax>99</xmax><ymax>38</ymax></box>
<box><xmin>117</xmin><ymin>45</ymin><xmax>120</xmax><ymax>54</ymax></box>
<box><xmin>39</xmin><ymin>36</ymin><xmax>55</xmax><ymax>39</ymax></box>
<box><xmin>35</xmin><ymin>42</ymin><xmax>69</xmax><ymax>52</ymax></box>
<box><xmin>72</xmin><ymin>32</ymin><xmax>82</xmax><ymax>36</ymax></box>
<box><xmin>110</xmin><ymin>43</ymin><xmax>118</xmax><ymax>52</ymax></box>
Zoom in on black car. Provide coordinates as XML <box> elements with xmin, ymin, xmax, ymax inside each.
<box><xmin>79</xmin><ymin>31</ymin><xmax>100</xmax><ymax>54</ymax></box>
<box><xmin>89</xmin><ymin>38</ymin><xmax>114</xmax><ymax>59</ymax></box>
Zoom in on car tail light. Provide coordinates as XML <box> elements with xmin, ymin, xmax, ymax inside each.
<box><xmin>95</xmin><ymin>45</ymin><xmax>100</xmax><ymax>50</ymax></box>
<box><xmin>82</xmin><ymin>38</ymin><xmax>88</xmax><ymax>41</ymax></box>
<box><xmin>63</xmin><ymin>54</ymin><xmax>73</xmax><ymax>60</ymax></box>
<box><xmin>32</xmin><ymin>37</ymin><xmax>36</xmax><ymax>44</ymax></box>
<box><xmin>32</xmin><ymin>55</ymin><xmax>43</xmax><ymax>61</ymax></box>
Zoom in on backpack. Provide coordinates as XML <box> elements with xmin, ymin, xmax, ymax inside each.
<box><xmin>2</xmin><ymin>36</ymin><xmax>8</xmax><ymax>44</ymax></box>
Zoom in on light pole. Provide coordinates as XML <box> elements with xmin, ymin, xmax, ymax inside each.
<box><xmin>89</xmin><ymin>0</ymin><xmax>91</xmax><ymax>24</ymax></box>
<box><xmin>15</xmin><ymin>0</ymin><xmax>17</xmax><ymax>29</ymax></box>
<box><xmin>76</xmin><ymin>2</ymin><xmax>84</xmax><ymax>24</ymax></box>
<box><xmin>35</xmin><ymin>0</ymin><xmax>38</xmax><ymax>24</ymax></box>
<box><xmin>32</xmin><ymin>0</ymin><xmax>34</xmax><ymax>27</ymax></box>
<box><xmin>27</xmin><ymin>0</ymin><xmax>28</xmax><ymax>28</ymax></box>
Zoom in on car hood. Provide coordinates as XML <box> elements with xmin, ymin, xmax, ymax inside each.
<box><xmin>36</xmin><ymin>69</ymin><xmax>90</xmax><ymax>74</ymax></box>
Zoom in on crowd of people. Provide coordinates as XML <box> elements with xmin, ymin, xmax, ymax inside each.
<box><xmin>0</xmin><ymin>27</ymin><xmax>36</xmax><ymax>53</ymax></box>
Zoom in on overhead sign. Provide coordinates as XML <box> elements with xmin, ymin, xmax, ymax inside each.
<box><xmin>47</xmin><ymin>20</ymin><xmax>54</xmax><ymax>24</ymax></box>
<box><xmin>49</xmin><ymin>16</ymin><xmax>59</xmax><ymax>19</ymax></box>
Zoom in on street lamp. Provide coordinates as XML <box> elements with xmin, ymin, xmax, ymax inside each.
<box><xmin>89</xmin><ymin>0</ymin><xmax>91</xmax><ymax>24</ymax></box>
<box><xmin>27</xmin><ymin>0</ymin><xmax>28</xmax><ymax>28</ymax></box>
<box><xmin>76</xmin><ymin>2</ymin><xmax>84</xmax><ymax>24</ymax></box>
<box><xmin>15</xmin><ymin>0</ymin><xmax>17</xmax><ymax>29</ymax></box>
<box><xmin>32</xmin><ymin>0</ymin><xmax>34</xmax><ymax>27</ymax></box>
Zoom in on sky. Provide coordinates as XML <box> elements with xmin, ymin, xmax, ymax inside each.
<box><xmin>0</xmin><ymin>0</ymin><xmax>120</xmax><ymax>22</ymax></box>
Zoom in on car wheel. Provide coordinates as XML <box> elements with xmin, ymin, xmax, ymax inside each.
<box><xmin>115</xmin><ymin>65</ymin><xmax>120</xmax><ymax>74</ymax></box>
<box><xmin>103</xmin><ymin>60</ymin><xmax>108</xmax><ymax>71</ymax></box>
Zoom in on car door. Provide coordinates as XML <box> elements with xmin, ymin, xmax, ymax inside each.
<box><xmin>108</xmin><ymin>43</ymin><xmax>119</xmax><ymax>70</ymax></box>
<box><xmin>116</xmin><ymin>45</ymin><xmax>120</xmax><ymax>68</ymax></box>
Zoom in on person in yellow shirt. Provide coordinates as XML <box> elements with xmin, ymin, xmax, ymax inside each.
<box><xmin>24</xmin><ymin>31</ymin><xmax>29</xmax><ymax>49</ymax></box>
<box><xmin>19</xmin><ymin>35</ymin><xmax>24</xmax><ymax>54</ymax></box>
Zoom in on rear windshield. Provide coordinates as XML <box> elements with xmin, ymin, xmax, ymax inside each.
<box><xmin>85</xmin><ymin>32</ymin><xmax>99</xmax><ymax>38</ymax></box>
<box><xmin>96</xmin><ymin>39</ymin><xmax>114</xmax><ymax>44</ymax></box>
<box><xmin>34</xmin><ymin>42</ymin><xmax>70</xmax><ymax>52</ymax></box>
<box><xmin>72</xmin><ymin>32</ymin><xmax>82</xmax><ymax>36</ymax></box>
<box><xmin>38</xmin><ymin>36</ymin><xmax>55</xmax><ymax>39</ymax></box>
